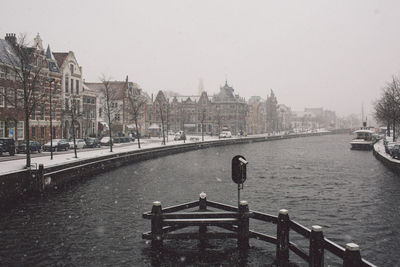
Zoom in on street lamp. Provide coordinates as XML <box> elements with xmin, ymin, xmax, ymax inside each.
<box><xmin>48</xmin><ymin>78</ymin><xmax>57</xmax><ymax>160</ymax></box>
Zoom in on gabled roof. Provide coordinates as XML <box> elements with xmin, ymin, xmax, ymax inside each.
<box><xmin>46</xmin><ymin>45</ymin><xmax>60</xmax><ymax>73</ymax></box>
<box><xmin>52</xmin><ymin>52</ymin><xmax>68</xmax><ymax>68</ymax></box>
<box><xmin>0</xmin><ymin>39</ymin><xmax>19</xmax><ymax>66</ymax></box>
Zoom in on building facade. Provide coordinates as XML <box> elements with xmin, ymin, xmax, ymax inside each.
<box><xmin>52</xmin><ymin>50</ymin><xmax>85</xmax><ymax>139</ymax></box>
<box><xmin>0</xmin><ymin>33</ymin><xmax>62</xmax><ymax>144</ymax></box>
<box><xmin>145</xmin><ymin>81</ymin><xmax>247</xmax><ymax>136</ymax></box>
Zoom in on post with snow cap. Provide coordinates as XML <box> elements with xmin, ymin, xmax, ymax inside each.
<box><xmin>238</xmin><ymin>200</ymin><xmax>250</xmax><ymax>249</ymax></box>
<box><xmin>151</xmin><ymin>201</ymin><xmax>163</xmax><ymax>249</ymax></box>
<box><xmin>343</xmin><ymin>243</ymin><xmax>362</xmax><ymax>267</ymax></box>
<box><xmin>276</xmin><ymin>209</ymin><xmax>290</xmax><ymax>266</ymax></box>
<box><xmin>309</xmin><ymin>225</ymin><xmax>324</xmax><ymax>267</ymax></box>
<box><xmin>199</xmin><ymin>192</ymin><xmax>207</xmax><ymax>247</ymax></box>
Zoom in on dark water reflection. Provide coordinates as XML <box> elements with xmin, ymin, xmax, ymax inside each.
<box><xmin>0</xmin><ymin>134</ymin><xmax>399</xmax><ymax>266</ymax></box>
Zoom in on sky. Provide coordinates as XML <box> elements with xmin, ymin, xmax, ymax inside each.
<box><xmin>1</xmin><ymin>0</ymin><xmax>400</xmax><ymax>116</ymax></box>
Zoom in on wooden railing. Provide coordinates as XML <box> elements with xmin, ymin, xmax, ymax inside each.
<box><xmin>142</xmin><ymin>193</ymin><xmax>376</xmax><ymax>267</ymax></box>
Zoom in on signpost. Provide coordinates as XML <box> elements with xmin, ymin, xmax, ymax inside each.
<box><xmin>232</xmin><ymin>155</ymin><xmax>248</xmax><ymax>207</ymax></box>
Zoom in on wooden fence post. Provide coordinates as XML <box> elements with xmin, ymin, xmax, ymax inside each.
<box><xmin>199</xmin><ymin>192</ymin><xmax>207</xmax><ymax>247</ymax></box>
<box><xmin>36</xmin><ymin>164</ymin><xmax>44</xmax><ymax>192</ymax></box>
<box><xmin>238</xmin><ymin>200</ymin><xmax>250</xmax><ymax>249</ymax></box>
<box><xmin>151</xmin><ymin>201</ymin><xmax>163</xmax><ymax>249</ymax></box>
<box><xmin>343</xmin><ymin>243</ymin><xmax>362</xmax><ymax>267</ymax></box>
<box><xmin>276</xmin><ymin>209</ymin><xmax>290</xmax><ymax>266</ymax></box>
<box><xmin>309</xmin><ymin>225</ymin><xmax>324</xmax><ymax>267</ymax></box>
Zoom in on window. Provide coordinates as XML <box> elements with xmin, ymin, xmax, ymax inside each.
<box><xmin>71</xmin><ymin>79</ymin><xmax>74</xmax><ymax>93</ymax></box>
<box><xmin>0</xmin><ymin>87</ymin><xmax>4</xmax><ymax>107</ymax></box>
<box><xmin>70</xmin><ymin>64</ymin><xmax>74</xmax><ymax>74</ymax></box>
<box><xmin>76</xmin><ymin>80</ymin><xmax>79</xmax><ymax>94</ymax></box>
<box><xmin>99</xmin><ymin>107</ymin><xmax>102</xmax><ymax>118</ymax></box>
<box><xmin>0</xmin><ymin>67</ymin><xmax>5</xmax><ymax>79</ymax></box>
<box><xmin>65</xmin><ymin>76</ymin><xmax>69</xmax><ymax>93</ymax></box>
<box><xmin>17</xmin><ymin>89</ymin><xmax>24</xmax><ymax>108</ymax></box>
<box><xmin>7</xmin><ymin>88</ymin><xmax>15</xmax><ymax>108</ymax></box>
<box><xmin>115</xmin><ymin>113</ymin><xmax>120</xmax><ymax>121</ymax></box>
<box><xmin>40</xmin><ymin>104</ymin><xmax>45</xmax><ymax>120</ymax></box>
<box><xmin>32</xmin><ymin>126</ymin><xmax>36</xmax><ymax>139</ymax></box>
<box><xmin>31</xmin><ymin>106</ymin><xmax>36</xmax><ymax>120</ymax></box>
<box><xmin>40</xmin><ymin>127</ymin><xmax>45</xmax><ymax>139</ymax></box>
<box><xmin>17</xmin><ymin>121</ymin><xmax>24</xmax><ymax>140</ymax></box>
<box><xmin>0</xmin><ymin>121</ymin><xmax>4</xmax><ymax>137</ymax></box>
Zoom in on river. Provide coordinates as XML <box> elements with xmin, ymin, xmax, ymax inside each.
<box><xmin>0</xmin><ymin>134</ymin><xmax>398</xmax><ymax>266</ymax></box>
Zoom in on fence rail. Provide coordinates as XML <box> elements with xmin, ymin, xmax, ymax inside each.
<box><xmin>142</xmin><ymin>193</ymin><xmax>377</xmax><ymax>267</ymax></box>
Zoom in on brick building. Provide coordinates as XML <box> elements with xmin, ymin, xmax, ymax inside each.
<box><xmin>0</xmin><ymin>33</ymin><xmax>62</xmax><ymax>144</ymax></box>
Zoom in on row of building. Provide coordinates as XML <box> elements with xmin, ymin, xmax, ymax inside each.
<box><xmin>0</xmin><ymin>33</ymin><xmax>338</xmax><ymax>144</ymax></box>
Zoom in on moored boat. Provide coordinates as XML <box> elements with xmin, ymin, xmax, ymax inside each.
<box><xmin>350</xmin><ymin>129</ymin><xmax>376</xmax><ymax>150</ymax></box>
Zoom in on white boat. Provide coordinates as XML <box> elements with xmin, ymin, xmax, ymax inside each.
<box><xmin>350</xmin><ymin>129</ymin><xmax>376</xmax><ymax>150</ymax></box>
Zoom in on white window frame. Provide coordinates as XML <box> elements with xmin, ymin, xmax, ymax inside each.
<box><xmin>0</xmin><ymin>67</ymin><xmax>5</xmax><ymax>79</ymax></box>
<box><xmin>17</xmin><ymin>89</ymin><xmax>24</xmax><ymax>108</ymax></box>
<box><xmin>17</xmin><ymin>121</ymin><xmax>24</xmax><ymax>140</ymax></box>
<box><xmin>7</xmin><ymin>88</ymin><xmax>15</xmax><ymax>108</ymax></box>
<box><xmin>0</xmin><ymin>87</ymin><xmax>4</xmax><ymax>107</ymax></box>
<box><xmin>0</xmin><ymin>121</ymin><xmax>4</xmax><ymax>138</ymax></box>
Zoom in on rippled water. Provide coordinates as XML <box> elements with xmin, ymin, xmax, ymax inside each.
<box><xmin>1</xmin><ymin>134</ymin><xmax>399</xmax><ymax>266</ymax></box>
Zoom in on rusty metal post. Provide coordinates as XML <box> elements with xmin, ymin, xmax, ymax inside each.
<box><xmin>343</xmin><ymin>243</ymin><xmax>362</xmax><ymax>267</ymax></box>
<box><xmin>151</xmin><ymin>201</ymin><xmax>163</xmax><ymax>249</ymax></box>
<box><xmin>309</xmin><ymin>225</ymin><xmax>324</xmax><ymax>267</ymax></box>
<box><xmin>276</xmin><ymin>209</ymin><xmax>290</xmax><ymax>266</ymax></box>
<box><xmin>199</xmin><ymin>192</ymin><xmax>207</xmax><ymax>247</ymax></box>
<box><xmin>238</xmin><ymin>200</ymin><xmax>250</xmax><ymax>249</ymax></box>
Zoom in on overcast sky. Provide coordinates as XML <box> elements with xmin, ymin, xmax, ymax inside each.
<box><xmin>1</xmin><ymin>0</ymin><xmax>400</xmax><ymax>116</ymax></box>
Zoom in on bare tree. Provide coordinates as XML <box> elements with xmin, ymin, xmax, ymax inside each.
<box><xmin>0</xmin><ymin>34</ymin><xmax>48</xmax><ymax>168</ymax></box>
<box><xmin>69</xmin><ymin>96</ymin><xmax>82</xmax><ymax>158</ymax></box>
<box><xmin>100</xmin><ymin>75</ymin><xmax>120</xmax><ymax>152</ymax></box>
<box><xmin>375</xmin><ymin>76</ymin><xmax>400</xmax><ymax>140</ymax></box>
<box><xmin>156</xmin><ymin>97</ymin><xmax>167</xmax><ymax>145</ymax></box>
<box><xmin>127</xmin><ymin>89</ymin><xmax>147</xmax><ymax>148</ymax></box>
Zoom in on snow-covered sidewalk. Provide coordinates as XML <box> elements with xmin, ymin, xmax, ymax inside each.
<box><xmin>373</xmin><ymin>139</ymin><xmax>400</xmax><ymax>163</ymax></box>
<box><xmin>0</xmin><ymin>135</ymin><xmax>222</xmax><ymax>175</ymax></box>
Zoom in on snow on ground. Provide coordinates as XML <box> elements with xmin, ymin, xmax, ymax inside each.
<box><xmin>374</xmin><ymin>139</ymin><xmax>400</xmax><ymax>163</ymax></box>
<box><xmin>0</xmin><ymin>135</ymin><xmax>223</xmax><ymax>175</ymax></box>
<box><xmin>0</xmin><ymin>130</ymin><xmax>331</xmax><ymax>175</ymax></box>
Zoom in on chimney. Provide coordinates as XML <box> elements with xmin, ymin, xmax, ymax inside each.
<box><xmin>5</xmin><ymin>33</ymin><xmax>16</xmax><ymax>46</ymax></box>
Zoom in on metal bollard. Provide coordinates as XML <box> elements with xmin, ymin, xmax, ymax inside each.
<box><xmin>238</xmin><ymin>200</ymin><xmax>250</xmax><ymax>249</ymax></box>
<box><xmin>343</xmin><ymin>243</ymin><xmax>362</xmax><ymax>267</ymax></box>
<box><xmin>276</xmin><ymin>209</ymin><xmax>290</xmax><ymax>266</ymax></box>
<box><xmin>151</xmin><ymin>201</ymin><xmax>163</xmax><ymax>249</ymax></box>
<box><xmin>309</xmin><ymin>225</ymin><xmax>324</xmax><ymax>267</ymax></box>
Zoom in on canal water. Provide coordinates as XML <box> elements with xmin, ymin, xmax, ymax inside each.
<box><xmin>0</xmin><ymin>134</ymin><xmax>399</xmax><ymax>266</ymax></box>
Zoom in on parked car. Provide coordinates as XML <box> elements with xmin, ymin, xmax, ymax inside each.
<box><xmin>0</xmin><ymin>138</ymin><xmax>15</xmax><ymax>156</ymax></box>
<box><xmin>119</xmin><ymin>137</ymin><xmax>131</xmax><ymax>143</ymax></box>
<box><xmin>219</xmin><ymin>131</ymin><xmax>232</xmax><ymax>138</ymax></box>
<box><xmin>16</xmin><ymin>141</ymin><xmax>41</xmax><ymax>153</ymax></box>
<box><xmin>100</xmin><ymin>136</ymin><xmax>111</xmax><ymax>146</ymax></box>
<box><xmin>84</xmin><ymin>138</ymin><xmax>101</xmax><ymax>148</ymax></box>
<box><xmin>69</xmin><ymin>139</ymin><xmax>86</xmax><ymax>149</ymax></box>
<box><xmin>43</xmin><ymin>139</ymin><xmax>70</xmax><ymax>152</ymax></box>
<box><xmin>174</xmin><ymin>131</ymin><xmax>186</xmax><ymax>141</ymax></box>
